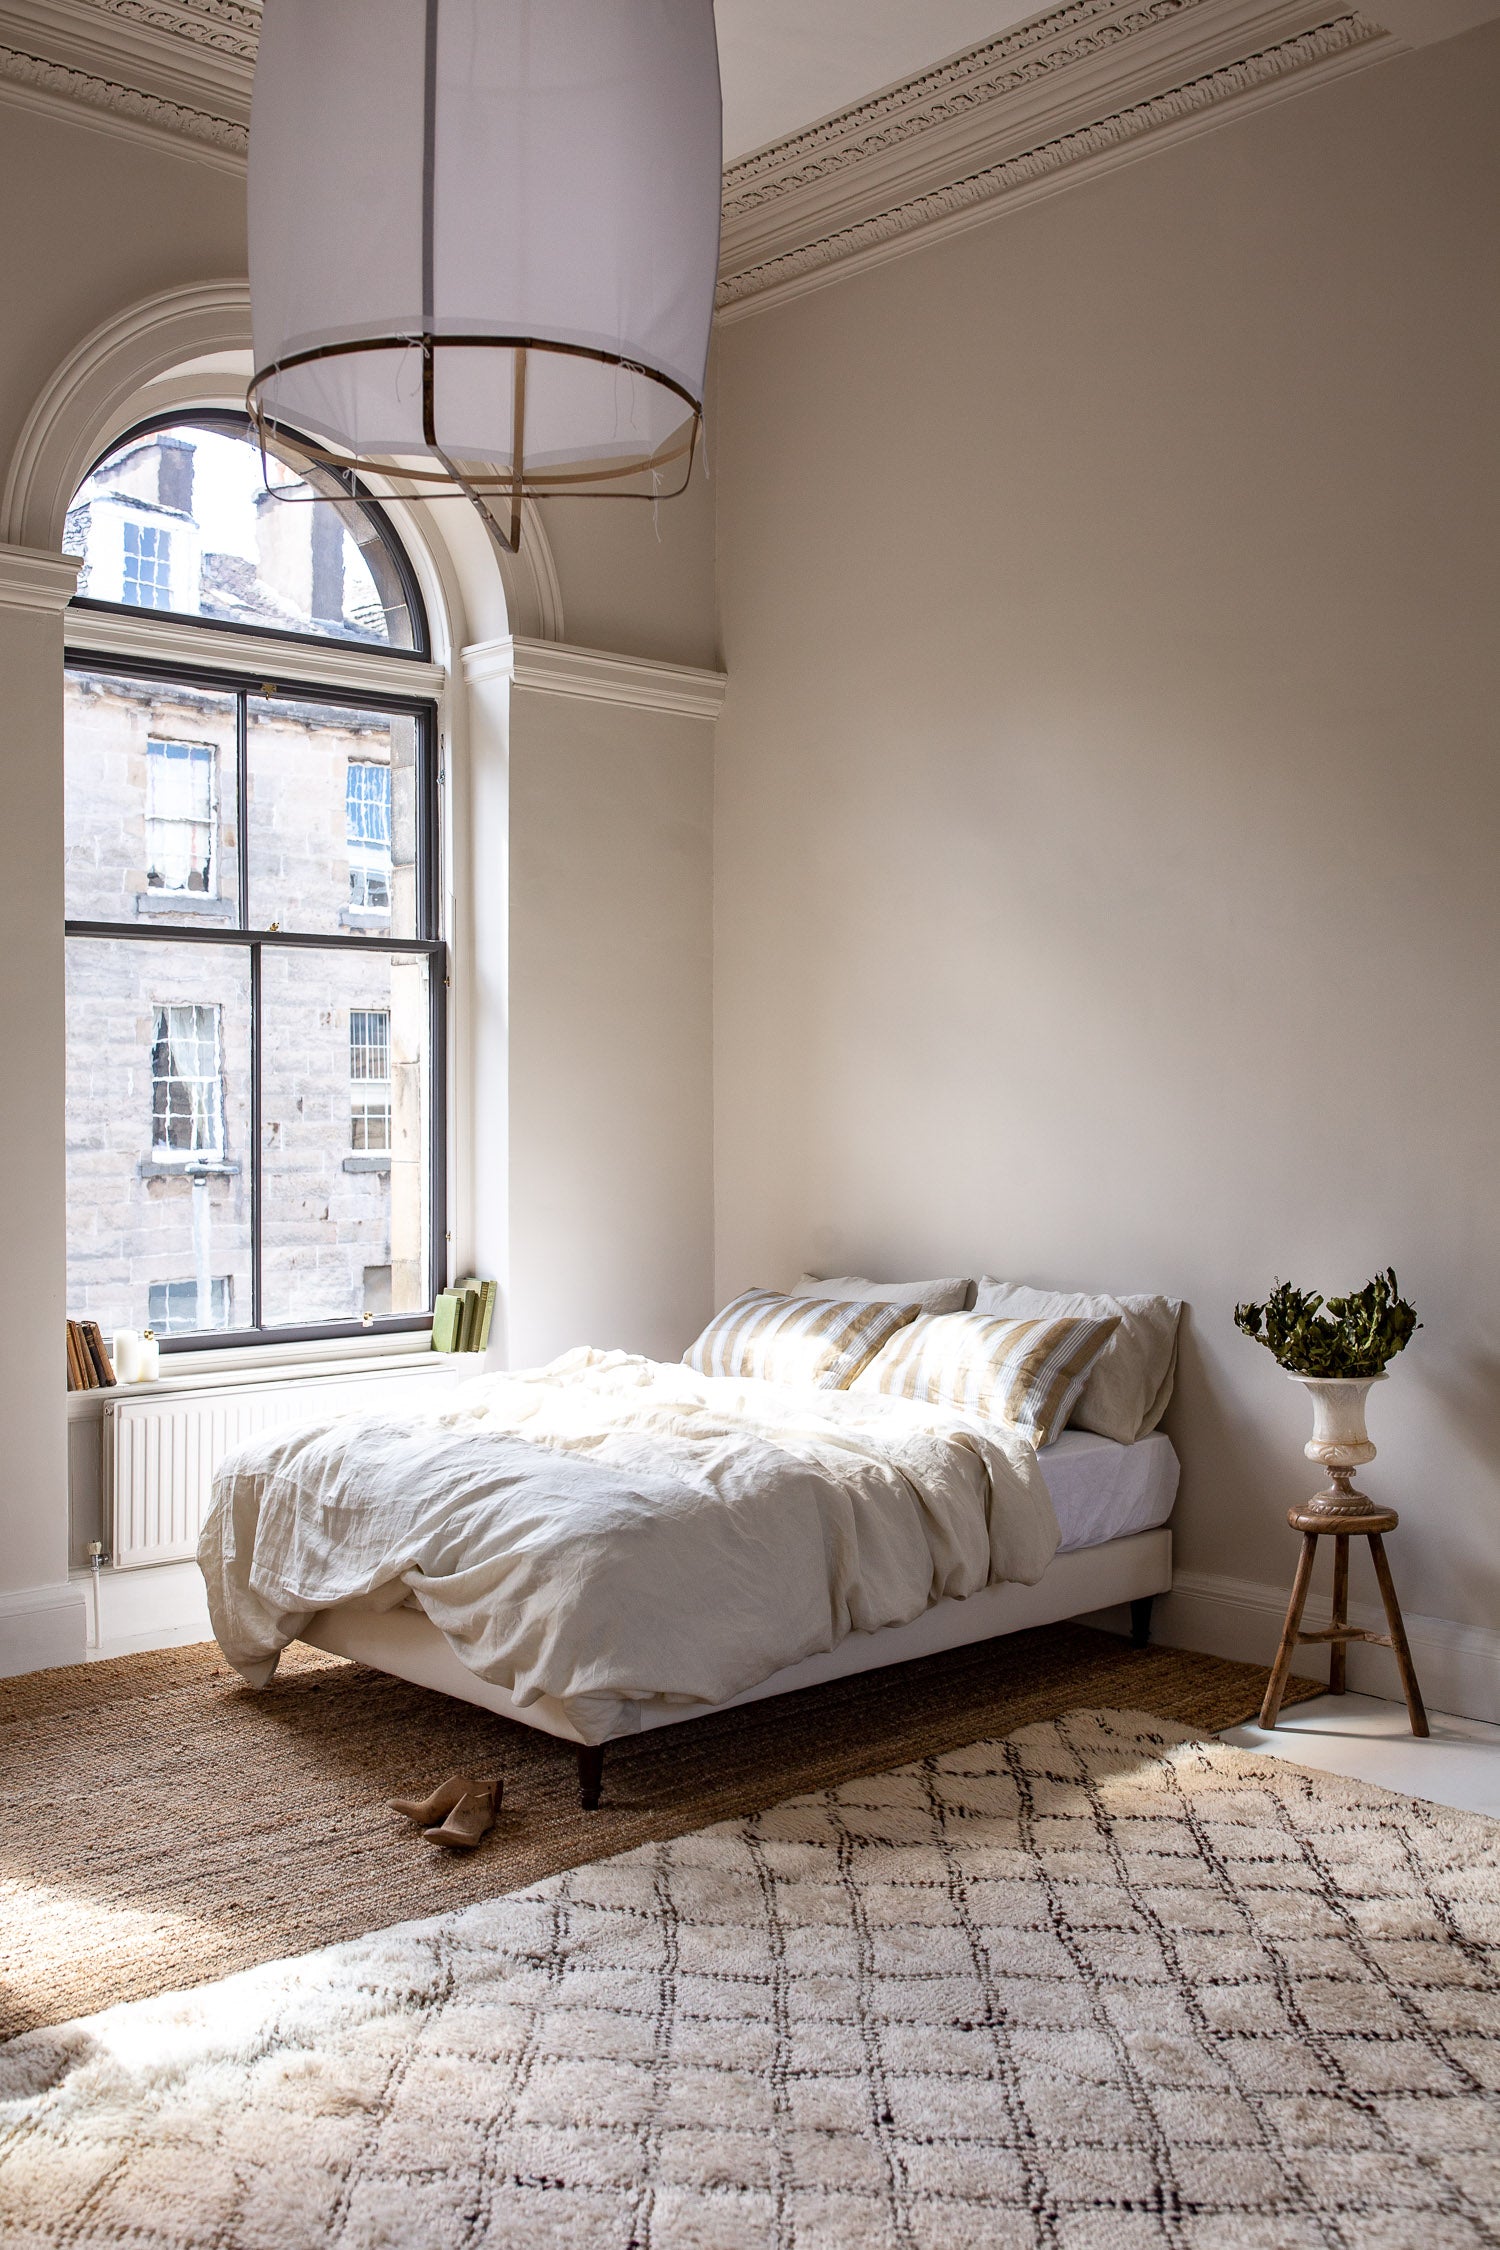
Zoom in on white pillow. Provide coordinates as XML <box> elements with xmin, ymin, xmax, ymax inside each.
<box><xmin>794</xmin><ymin>1273</ymin><xmax>972</xmax><ymax>1316</ymax></box>
<box><xmin>972</xmin><ymin>1279</ymin><xmax>1181</xmax><ymax>1445</ymax></box>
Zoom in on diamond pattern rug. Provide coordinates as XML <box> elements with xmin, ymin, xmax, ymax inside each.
<box><xmin>2</xmin><ymin>1708</ymin><xmax>1497</xmax><ymax>2248</ymax></box>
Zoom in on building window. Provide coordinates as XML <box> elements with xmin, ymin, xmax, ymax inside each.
<box><xmin>63</xmin><ymin>410</ymin><xmax>442</xmax><ymax>1349</ymax></box>
<box><xmin>151</xmin><ymin>1004</ymin><xmax>224</xmax><ymax>1159</ymax></box>
<box><xmin>347</xmin><ymin>762</ymin><xmax>392</xmax><ymax>911</ymax></box>
<box><xmin>122</xmin><ymin>521</ymin><xmax>172</xmax><ymax>608</ymax></box>
<box><xmin>147</xmin><ymin>741</ymin><xmax>217</xmax><ymax>895</ymax></box>
<box><xmin>149</xmin><ymin>1277</ymin><xmax>233</xmax><ymax>1336</ymax></box>
<box><xmin>350</xmin><ymin>1008</ymin><xmax>392</xmax><ymax>1152</ymax></box>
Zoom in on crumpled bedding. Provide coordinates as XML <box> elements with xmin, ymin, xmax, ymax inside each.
<box><xmin>199</xmin><ymin>1347</ymin><xmax>1060</xmax><ymax>1743</ymax></box>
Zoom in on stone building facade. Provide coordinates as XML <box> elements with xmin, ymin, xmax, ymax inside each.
<box><xmin>63</xmin><ymin>423</ymin><xmax>432</xmax><ymax>1341</ymax></box>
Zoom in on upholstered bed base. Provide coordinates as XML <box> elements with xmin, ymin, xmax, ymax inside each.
<box><xmin>301</xmin><ymin>1525</ymin><xmax>1172</xmax><ymax>1807</ymax></box>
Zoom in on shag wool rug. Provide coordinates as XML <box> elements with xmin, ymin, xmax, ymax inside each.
<box><xmin>0</xmin><ymin>1624</ymin><xmax>1317</xmax><ymax>2038</ymax></box>
<box><xmin>2</xmin><ymin>1710</ymin><xmax>1498</xmax><ymax>2249</ymax></box>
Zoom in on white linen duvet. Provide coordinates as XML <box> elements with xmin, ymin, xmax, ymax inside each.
<box><xmin>200</xmin><ymin>1347</ymin><xmax>1059</xmax><ymax>1743</ymax></box>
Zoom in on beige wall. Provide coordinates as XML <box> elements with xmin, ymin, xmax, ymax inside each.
<box><xmin>506</xmin><ymin>687</ymin><xmax>715</xmax><ymax>1368</ymax></box>
<box><xmin>713</xmin><ymin>31</ymin><xmax>1500</xmax><ymax>1679</ymax></box>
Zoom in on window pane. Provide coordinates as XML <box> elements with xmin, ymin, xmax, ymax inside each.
<box><xmin>248</xmin><ymin>699</ymin><xmax>418</xmax><ymax>937</ymax></box>
<box><xmin>66</xmin><ymin>939</ymin><xmax>252</xmax><ymax>1340</ymax></box>
<box><xmin>66</xmin><ymin>671</ymin><xmax>240</xmax><ymax>927</ymax></box>
<box><xmin>260</xmin><ymin>948</ymin><xmax>431</xmax><ymax>1328</ymax></box>
<box><xmin>66</xmin><ymin>417</ymin><xmax>419</xmax><ymax>649</ymax></box>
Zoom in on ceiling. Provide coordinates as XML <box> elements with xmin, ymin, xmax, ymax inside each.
<box><xmin>713</xmin><ymin>0</ymin><xmax>1048</xmax><ymax>160</ymax></box>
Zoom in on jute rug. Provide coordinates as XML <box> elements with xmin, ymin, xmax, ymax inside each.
<box><xmin>0</xmin><ymin>1626</ymin><xmax>1317</xmax><ymax>2040</ymax></box>
<box><xmin>2</xmin><ymin>1708</ymin><xmax>1496</xmax><ymax>2249</ymax></box>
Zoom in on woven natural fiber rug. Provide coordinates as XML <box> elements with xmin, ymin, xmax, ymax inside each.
<box><xmin>2</xmin><ymin>1708</ymin><xmax>1497</xmax><ymax>2249</ymax></box>
<box><xmin>0</xmin><ymin>1626</ymin><xmax>1317</xmax><ymax>2041</ymax></box>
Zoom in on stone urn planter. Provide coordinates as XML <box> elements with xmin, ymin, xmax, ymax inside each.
<box><xmin>1290</xmin><ymin>1372</ymin><xmax>1385</xmax><ymax>1516</ymax></box>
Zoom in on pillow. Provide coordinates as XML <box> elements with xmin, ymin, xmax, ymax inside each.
<box><xmin>850</xmin><ymin>1308</ymin><xmax>1119</xmax><ymax>1447</ymax></box>
<box><xmin>972</xmin><ymin>1279</ymin><xmax>1182</xmax><ymax>1445</ymax></box>
<box><xmin>793</xmin><ymin>1273</ymin><xmax>973</xmax><ymax>1316</ymax></box>
<box><xmin>684</xmin><ymin>1289</ymin><xmax>918</xmax><ymax>1390</ymax></box>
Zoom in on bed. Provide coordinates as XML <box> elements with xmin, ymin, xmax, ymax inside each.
<box><xmin>202</xmin><ymin>1342</ymin><xmax>1178</xmax><ymax>1806</ymax></box>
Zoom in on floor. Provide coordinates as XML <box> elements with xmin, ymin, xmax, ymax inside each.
<box><xmin>1222</xmin><ymin>1689</ymin><xmax>1500</xmax><ymax>1819</ymax></box>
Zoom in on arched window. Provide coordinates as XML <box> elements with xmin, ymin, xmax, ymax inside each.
<box><xmin>66</xmin><ymin>411</ymin><xmax>428</xmax><ymax>652</ymax></box>
<box><xmin>62</xmin><ymin>413</ymin><xmax>445</xmax><ymax>1350</ymax></box>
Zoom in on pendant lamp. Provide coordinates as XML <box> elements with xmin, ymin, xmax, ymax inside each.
<box><xmin>247</xmin><ymin>0</ymin><xmax>722</xmax><ymax>552</ymax></box>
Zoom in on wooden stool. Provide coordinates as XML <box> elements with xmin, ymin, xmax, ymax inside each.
<box><xmin>1259</xmin><ymin>1467</ymin><xmax>1428</xmax><ymax>1735</ymax></box>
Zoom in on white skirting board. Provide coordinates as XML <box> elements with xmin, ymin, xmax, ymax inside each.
<box><xmin>1081</xmin><ymin>1569</ymin><xmax>1500</xmax><ymax>1729</ymax></box>
<box><xmin>0</xmin><ymin>1582</ymin><xmax>87</xmax><ymax>1678</ymax></box>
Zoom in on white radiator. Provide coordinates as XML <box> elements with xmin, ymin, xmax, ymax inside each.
<box><xmin>104</xmin><ymin>1363</ymin><xmax>462</xmax><ymax>1569</ymax></box>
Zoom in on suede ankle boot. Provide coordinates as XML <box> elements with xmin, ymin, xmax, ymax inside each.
<box><xmin>424</xmin><ymin>1777</ymin><xmax>501</xmax><ymax>1850</ymax></box>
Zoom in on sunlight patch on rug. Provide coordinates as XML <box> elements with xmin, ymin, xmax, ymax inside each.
<box><xmin>2</xmin><ymin>1708</ymin><xmax>1497</xmax><ymax>2247</ymax></box>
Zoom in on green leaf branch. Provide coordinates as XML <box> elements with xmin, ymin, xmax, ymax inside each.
<box><xmin>1234</xmin><ymin>1268</ymin><xmax>1420</xmax><ymax>1378</ymax></box>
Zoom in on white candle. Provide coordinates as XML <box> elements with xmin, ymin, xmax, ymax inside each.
<box><xmin>112</xmin><ymin>1330</ymin><xmax>142</xmax><ymax>1382</ymax></box>
<box><xmin>136</xmin><ymin>1331</ymin><xmax>160</xmax><ymax>1382</ymax></box>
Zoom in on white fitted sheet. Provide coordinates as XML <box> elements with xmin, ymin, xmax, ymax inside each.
<box><xmin>1040</xmin><ymin>1428</ymin><xmax>1179</xmax><ymax>1552</ymax></box>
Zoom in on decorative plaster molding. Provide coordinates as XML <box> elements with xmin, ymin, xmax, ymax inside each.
<box><xmin>718</xmin><ymin>13</ymin><xmax>1385</xmax><ymax>319</ymax></box>
<box><xmin>2</xmin><ymin>280</ymin><xmax>253</xmax><ymax>548</ymax></box>
<box><xmin>723</xmin><ymin>0</ymin><xmax>1201</xmax><ymax>215</ymax></box>
<box><xmin>1</xmin><ymin>278</ymin><xmax>565</xmax><ymax>650</ymax></box>
<box><xmin>87</xmin><ymin>0</ymin><xmax>259</xmax><ymax>60</ymax></box>
<box><xmin>0</xmin><ymin>36</ymin><xmax>244</xmax><ymax>155</ymax></box>
<box><xmin>0</xmin><ymin>544</ymin><xmax>83</xmax><ymax>613</ymax></box>
<box><xmin>465</xmin><ymin>636</ymin><xmax>727</xmax><ymax>722</ymax></box>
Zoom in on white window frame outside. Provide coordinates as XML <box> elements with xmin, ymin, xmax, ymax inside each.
<box><xmin>349</xmin><ymin>1006</ymin><xmax>392</xmax><ymax>1153</ymax></box>
<box><xmin>146</xmin><ymin>738</ymin><xmax>218</xmax><ymax>897</ymax></box>
<box><xmin>122</xmin><ymin>518</ymin><xmax>172</xmax><ymax>609</ymax></box>
<box><xmin>150</xmin><ymin>1001</ymin><xmax>226</xmax><ymax>1163</ymax></box>
<box><xmin>346</xmin><ymin>759</ymin><xmax>393</xmax><ymax>912</ymax></box>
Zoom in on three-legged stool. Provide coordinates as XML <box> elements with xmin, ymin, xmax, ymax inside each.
<box><xmin>1259</xmin><ymin>1471</ymin><xmax>1428</xmax><ymax>1735</ymax></box>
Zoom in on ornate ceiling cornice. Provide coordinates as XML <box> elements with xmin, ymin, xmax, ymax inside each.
<box><xmin>719</xmin><ymin>9</ymin><xmax>1388</xmax><ymax>317</ymax></box>
<box><xmin>0</xmin><ymin>0</ymin><xmax>254</xmax><ymax>165</ymax></box>
<box><xmin>717</xmin><ymin>0</ymin><xmax>1398</xmax><ymax>317</ymax></box>
<box><xmin>0</xmin><ymin>0</ymin><xmax>1426</xmax><ymax>303</ymax></box>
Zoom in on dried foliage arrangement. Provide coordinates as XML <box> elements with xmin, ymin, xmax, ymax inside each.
<box><xmin>1234</xmin><ymin>1269</ymin><xmax>1420</xmax><ymax>1378</ymax></box>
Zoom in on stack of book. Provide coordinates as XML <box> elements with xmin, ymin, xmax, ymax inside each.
<box><xmin>66</xmin><ymin>1320</ymin><xmax>116</xmax><ymax>1390</ymax></box>
<box><xmin>431</xmin><ymin>1276</ymin><xmax>498</xmax><ymax>1355</ymax></box>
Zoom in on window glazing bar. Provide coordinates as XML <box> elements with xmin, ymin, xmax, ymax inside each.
<box><xmin>64</xmin><ymin>921</ymin><xmax>444</xmax><ymax>957</ymax></box>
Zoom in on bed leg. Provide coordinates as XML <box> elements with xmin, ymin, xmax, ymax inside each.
<box><xmin>577</xmin><ymin>1745</ymin><xmax>604</xmax><ymax>1811</ymax></box>
<box><xmin>1130</xmin><ymin>1595</ymin><xmax>1155</xmax><ymax>1650</ymax></box>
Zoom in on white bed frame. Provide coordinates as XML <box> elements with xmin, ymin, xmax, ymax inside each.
<box><xmin>301</xmin><ymin>1525</ymin><xmax>1172</xmax><ymax>1807</ymax></box>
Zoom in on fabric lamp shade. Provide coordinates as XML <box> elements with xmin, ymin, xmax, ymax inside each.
<box><xmin>248</xmin><ymin>0</ymin><xmax>722</xmax><ymax>548</ymax></box>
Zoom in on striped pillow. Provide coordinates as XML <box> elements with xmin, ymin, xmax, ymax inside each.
<box><xmin>849</xmin><ymin>1308</ymin><xmax>1120</xmax><ymax>1446</ymax></box>
<box><xmin>684</xmin><ymin>1289</ymin><xmax>918</xmax><ymax>1390</ymax></box>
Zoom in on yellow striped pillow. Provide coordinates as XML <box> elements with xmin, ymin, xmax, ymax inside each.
<box><xmin>849</xmin><ymin>1308</ymin><xmax>1120</xmax><ymax>1445</ymax></box>
<box><xmin>684</xmin><ymin>1289</ymin><xmax>918</xmax><ymax>1390</ymax></box>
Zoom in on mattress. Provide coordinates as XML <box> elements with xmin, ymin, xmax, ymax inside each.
<box><xmin>1040</xmin><ymin>1428</ymin><xmax>1179</xmax><ymax>1553</ymax></box>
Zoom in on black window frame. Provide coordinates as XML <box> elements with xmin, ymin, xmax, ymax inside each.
<box><xmin>64</xmin><ymin>643</ymin><xmax>447</xmax><ymax>1355</ymax></box>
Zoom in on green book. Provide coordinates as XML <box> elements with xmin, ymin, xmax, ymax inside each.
<box><xmin>452</xmin><ymin>1277</ymin><xmax>484</xmax><ymax>1353</ymax></box>
<box><xmin>475</xmin><ymin>1280</ymin><xmax>497</xmax><ymax>1353</ymax></box>
<box><xmin>430</xmin><ymin>1290</ymin><xmax>464</xmax><ymax>1353</ymax></box>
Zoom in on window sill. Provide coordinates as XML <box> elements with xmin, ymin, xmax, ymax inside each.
<box><xmin>138</xmin><ymin>1156</ymin><xmax>240</xmax><ymax>1179</ymax></box>
<box><xmin>65</xmin><ymin>1329</ymin><xmax>445</xmax><ymax>1413</ymax></box>
<box><xmin>340</xmin><ymin>907</ymin><xmax>393</xmax><ymax>933</ymax></box>
<box><xmin>342</xmin><ymin>1153</ymin><xmax>391</xmax><ymax>1173</ymax></box>
<box><xmin>134</xmin><ymin>893</ymin><xmax>235</xmax><ymax>920</ymax></box>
